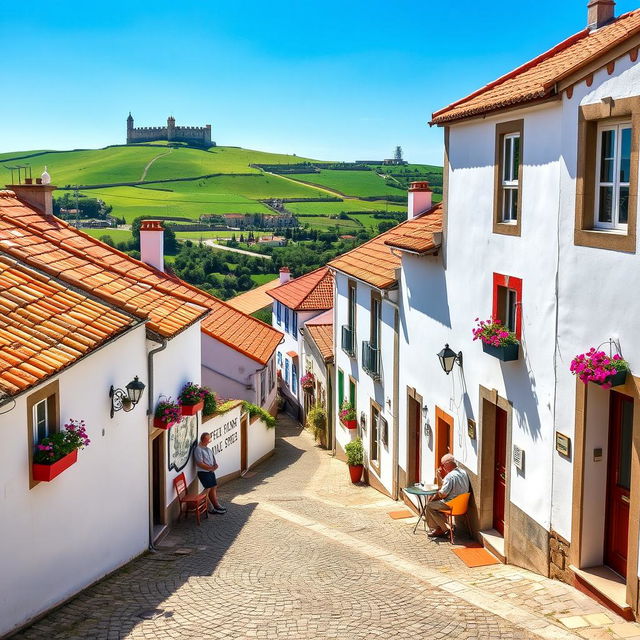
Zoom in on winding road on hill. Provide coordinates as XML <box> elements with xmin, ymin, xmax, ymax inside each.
<box><xmin>202</xmin><ymin>239</ymin><xmax>271</xmax><ymax>259</ymax></box>
<box><xmin>140</xmin><ymin>147</ymin><xmax>174</xmax><ymax>182</ymax></box>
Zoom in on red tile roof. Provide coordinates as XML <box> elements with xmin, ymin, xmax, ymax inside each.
<box><xmin>0</xmin><ymin>254</ymin><xmax>137</xmax><ymax>398</ymax></box>
<box><xmin>304</xmin><ymin>311</ymin><xmax>334</xmax><ymax>363</ymax></box>
<box><xmin>431</xmin><ymin>10</ymin><xmax>640</xmax><ymax>125</ymax></box>
<box><xmin>384</xmin><ymin>205</ymin><xmax>443</xmax><ymax>253</ymax></box>
<box><xmin>0</xmin><ymin>191</ymin><xmax>282</xmax><ymax>364</ymax></box>
<box><xmin>268</xmin><ymin>268</ymin><xmax>334</xmax><ymax>311</ymax></box>
<box><xmin>227</xmin><ymin>278</ymin><xmax>280</xmax><ymax>315</ymax></box>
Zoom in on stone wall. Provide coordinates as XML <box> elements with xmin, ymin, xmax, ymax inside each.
<box><xmin>549</xmin><ymin>530</ymin><xmax>573</xmax><ymax>584</ymax></box>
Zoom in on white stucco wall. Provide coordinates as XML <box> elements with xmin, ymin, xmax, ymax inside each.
<box><xmin>247</xmin><ymin>416</ymin><xmax>276</xmax><ymax>468</ymax></box>
<box><xmin>0</xmin><ymin>324</ymin><xmax>149</xmax><ymax>637</ymax></box>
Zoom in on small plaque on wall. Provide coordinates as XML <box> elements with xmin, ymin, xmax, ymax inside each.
<box><xmin>555</xmin><ymin>432</ymin><xmax>571</xmax><ymax>457</ymax></box>
<box><xmin>467</xmin><ymin>419</ymin><xmax>476</xmax><ymax>440</ymax></box>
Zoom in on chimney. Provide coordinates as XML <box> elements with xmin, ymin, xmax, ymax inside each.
<box><xmin>588</xmin><ymin>0</ymin><xmax>615</xmax><ymax>30</ymax></box>
<box><xmin>279</xmin><ymin>266</ymin><xmax>291</xmax><ymax>284</ymax></box>
<box><xmin>407</xmin><ymin>181</ymin><xmax>433</xmax><ymax>220</ymax></box>
<box><xmin>7</xmin><ymin>182</ymin><xmax>56</xmax><ymax>216</ymax></box>
<box><xmin>140</xmin><ymin>220</ymin><xmax>165</xmax><ymax>272</ymax></box>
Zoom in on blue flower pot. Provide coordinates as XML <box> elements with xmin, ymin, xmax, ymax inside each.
<box><xmin>482</xmin><ymin>342</ymin><xmax>519</xmax><ymax>362</ymax></box>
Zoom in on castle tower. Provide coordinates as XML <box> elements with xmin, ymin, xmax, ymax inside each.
<box><xmin>167</xmin><ymin>116</ymin><xmax>175</xmax><ymax>142</ymax></box>
<box><xmin>126</xmin><ymin>112</ymin><xmax>134</xmax><ymax>143</ymax></box>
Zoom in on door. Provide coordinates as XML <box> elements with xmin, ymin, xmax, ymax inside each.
<box><xmin>152</xmin><ymin>435</ymin><xmax>162</xmax><ymax>526</ymax></box>
<box><xmin>493</xmin><ymin>406</ymin><xmax>507</xmax><ymax>535</ymax></box>
<box><xmin>604</xmin><ymin>392</ymin><xmax>633</xmax><ymax>577</ymax></box>
<box><xmin>407</xmin><ymin>396</ymin><xmax>421</xmax><ymax>484</ymax></box>
<box><xmin>241</xmin><ymin>414</ymin><xmax>248</xmax><ymax>474</ymax></box>
<box><xmin>435</xmin><ymin>407</ymin><xmax>453</xmax><ymax>480</ymax></box>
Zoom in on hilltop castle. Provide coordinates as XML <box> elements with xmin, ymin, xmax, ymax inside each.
<box><xmin>126</xmin><ymin>113</ymin><xmax>214</xmax><ymax>147</ymax></box>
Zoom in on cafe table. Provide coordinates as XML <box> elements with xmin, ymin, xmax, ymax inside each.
<box><xmin>402</xmin><ymin>484</ymin><xmax>439</xmax><ymax>534</ymax></box>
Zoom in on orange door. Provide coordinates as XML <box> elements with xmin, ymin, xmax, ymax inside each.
<box><xmin>604</xmin><ymin>392</ymin><xmax>633</xmax><ymax>577</ymax></box>
<box><xmin>493</xmin><ymin>407</ymin><xmax>507</xmax><ymax>535</ymax></box>
<box><xmin>407</xmin><ymin>396</ymin><xmax>421</xmax><ymax>484</ymax></box>
<box><xmin>435</xmin><ymin>407</ymin><xmax>453</xmax><ymax>481</ymax></box>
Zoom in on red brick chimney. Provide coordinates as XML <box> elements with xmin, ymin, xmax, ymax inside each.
<box><xmin>6</xmin><ymin>182</ymin><xmax>56</xmax><ymax>216</ymax></box>
<box><xmin>588</xmin><ymin>0</ymin><xmax>615</xmax><ymax>30</ymax></box>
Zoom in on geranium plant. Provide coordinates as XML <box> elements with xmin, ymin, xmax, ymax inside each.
<box><xmin>340</xmin><ymin>401</ymin><xmax>356</xmax><ymax>422</ymax></box>
<box><xmin>33</xmin><ymin>419</ymin><xmax>91</xmax><ymax>465</ymax></box>
<box><xmin>178</xmin><ymin>382</ymin><xmax>207</xmax><ymax>406</ymax></box>
<box><xmin>301</xmin><ymin>371</ymin><xmax>315</xmax><ymax>391</ymax></box>
<box><xmin>472</xmin><ymin>317</ymin><xmax>518</xmax><ymax>347</ymax></box>
<box><xmin>570</xmin><ymin>348</ymin><xmax>629</xmax><ymax>389</ymax></box>
<box><xmin>155</xmin><ymin>398</ymin><xmax>181</xmax><ymax>424</ymax></box>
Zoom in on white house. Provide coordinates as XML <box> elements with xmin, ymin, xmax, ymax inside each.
<box><xmin>268</xmin><ymin>267</ymin><xmax>334</xmax><ymax>419</ymax></box>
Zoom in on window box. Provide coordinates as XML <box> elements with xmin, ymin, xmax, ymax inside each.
<box><xmin>180</xmin><ymin>400</ymin><xmax>204</xmax><ymax>416</ymax></box>
<box><xmin>482</xmin><ymin>342</ymin><xmax>519</xmax><ymax>362</ymax></box>
<box><xmin>341</xmin><ymin>418</ymin><xmax>357</xmax><ymax>430</ymax></box>
<box><xmin>32</xmin><ymin>449</ymin><xmax>77</xmax><ymax>482</ymax></box>
<box><xmin>153</xmin><ymin>417</ymin><xmax>178</xmax><ymax>430</ymax></box>
<box><xmin>599</xmin><ymin>369</ymin><xmax>628</xmax><ymax>388</ymax></box>
<box><xmin>570</xmin><ymin>348</ymin><xmax>629</xmax><ymax>389</ymax></box>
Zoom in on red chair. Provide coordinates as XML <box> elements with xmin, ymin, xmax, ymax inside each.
<box><xmin>442</xmin><ymin>492</ymin><xmax>471</xmax><ymax>544</ymax></box>
<box><xmin>173</xmin><ymin>472</ymin><xmax>208</xmax><ymax>525</ymax></box>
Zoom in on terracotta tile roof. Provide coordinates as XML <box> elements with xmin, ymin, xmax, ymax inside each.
<box><xmin>431</xmin><ymin>10</ymin><xmax>640</xmax><ymax>125</ymax></box>
<box><xmin>268</xmin><ymin>268</ymin><xmax>334</xmax><ymax>311</ymax></box>
<box><xmin>227</xmin><ymin>278</ymin><xmax>280</xmax><ymax>315</ymax></box>
<box><xmin>0</xmin><ymin>192</ymin><xmax>283</xmax><ymax>364</ymax></box>
<box><xmin>0</xmin><ymin>254</ymin><xmax>137</xmax><ymax>398</ymax></box>
<box><xmin>304</xmin><ymin>310</ymin><xmax>334</xmax><ymax>363</ymax></box>
<box><xmin>384</xmin><ymin>205</ymin><xmax>443</xmax><ymax>253</ymax></box>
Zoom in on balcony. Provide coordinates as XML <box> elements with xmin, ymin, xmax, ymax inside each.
<box><xmin>341</xmin><ymin>325</ymin><xmax>356</xmax><ymax>357</ymax></box>
<box><xmin>362</xmin><ymin>341</ymin><xmax>380</xmax><ymax>380</ymax></box>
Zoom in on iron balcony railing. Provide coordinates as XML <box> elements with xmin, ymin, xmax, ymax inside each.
<box><xmin>362</xmin><ymin>341</ymin><xmax>381</xmax><ymax>380</ymax></box>
<box><xmin>341</xmin><ymin>325</ymin><xmax>356</xmax><ymax>357</ymax></box>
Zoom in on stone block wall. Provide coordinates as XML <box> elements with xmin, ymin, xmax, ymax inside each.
<box><xmin>549</xmin><ymin>530</ymin><xmax>573</xmax><ymax>584</ymax></box>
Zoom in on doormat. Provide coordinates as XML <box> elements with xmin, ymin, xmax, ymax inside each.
<box><xmin>388</xmin><ymin>509</ymin><xmax>415</xmax><ymax>520</ymax></box>
<box><xmin>452</xmin><ymin>546</ymin><xmax>500</xmax><ymax>567</ymax></box>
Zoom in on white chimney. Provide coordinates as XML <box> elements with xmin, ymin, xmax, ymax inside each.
<box><xmin>407</xmin><ymin>181</ymin><xmax>433</xmax><ymax>220</ymax></box>
<box><xmin>7</xmin><ymin>181</ymin><xmax>56</xmax><ymax>216</ymax></box>
<box><xmin>140</xmin><ymin>219</ymin><xmax>165</xmax><ymax>272</ymax></box>
<box><xmin>279</xmin><ymin>267</ymin><xmax>291</xmax><ymax>284</ymax></box>
<box><xmin>588</xmin><ymin>0</ymin><xmax>615</xmax><ymax>30</ymax></box>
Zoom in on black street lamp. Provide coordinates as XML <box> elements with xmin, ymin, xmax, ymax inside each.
<box><xmin>437</xmin><ymin>344</ymin><xmax>463</xmax><ymax>375</ymax></box>
<box><xmin>110</xmin><ymin>376</ymin><xmax>146</xmax><ymax>418</ymax></box>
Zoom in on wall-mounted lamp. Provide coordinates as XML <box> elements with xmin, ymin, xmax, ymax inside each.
<box><xmin>110</xmin><ymin>376</ymin><xmax>146</xmax><ymax>418</ymax></box>
<box><xmin>437</xmin><ymin>344</ymin><xmax>463</xmax><ymax>375</ymax></box>
<box><xmin>360</xmin><ymin>411</ymin><xmax>367</xmax><ymax>430</ymax></box>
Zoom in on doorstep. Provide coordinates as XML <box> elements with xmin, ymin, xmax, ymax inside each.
<box><xmin>152</xmin><ymin>524</ymin><xmax>169</xmax><ymax>546</ymax></box>
<box><xmin>570</xmin><ymin>565</ymin><xmax>634</xmax><ymax>621</ymax></box>
<box><xmin>478</xmin><ymin>529</ymin><xmax>506</xmax><ymax>563</ymax></box>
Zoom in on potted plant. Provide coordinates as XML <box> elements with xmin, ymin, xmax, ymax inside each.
<box><xmin>301</xmin><ymin>371</ymin><xmax>315</xmax><ymax>393</ymax></box>
<box><xmin>306</xmin><ymin>404</ymin><xmax>327</xmax><ymax>447</ymax></box>
<box><xmin>345</xmin><ymin>437</ymin><xmax>364</xmax><ymax>483</ymax></box>
<box><xmin>179</xmin><ymin>382</ymin><xmax>206</xmax><ymax>415</ymax></box>
<box><xmin>339</xmin><ymin>401</ymin><xmax>357</xmax><ymax>429</ymax></box>
<box><xmin>472</xmin><ymin>317</ymin><xmax>519</xmax><ymax>361</ymax></box>
<box><xmin>32</xmin><ymin>419</ymin><xmax>91</xmax><ymax>482</ymax></box>
<box><xmin>202</xmin><ymin>389</ymin><xmax>217</xmax><ymax>417</ymax></box>
<box><xmin>570</xmin><ymin>348</ymin><xmax>630</xmax><ymax>389</ymax></box>
<box><xmin>154</xmin><ymin>398</ymin><xmax>182</xmax><ymax>429</ymax></box>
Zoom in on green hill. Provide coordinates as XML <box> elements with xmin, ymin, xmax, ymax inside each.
<box><xmin>0</xmin><ymin>142</ymin><xmax>441</xmax><ymax>235</ymax></box>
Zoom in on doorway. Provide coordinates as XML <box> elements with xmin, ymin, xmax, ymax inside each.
<box><xmin>407</xmin><ymin>395</ymin><xmax>421</xmax><ymax>485</ymax></box>
<box><xmin>241</xmin><ymin>414</ymin><xmax>248</xmax><ymax>474</ymax></box>
<box><xmin>151</xmin><ymin>434</ymin><xmax>164</xmax><ymax>527</ymax></box>
<box><xmin>493</xmin><ymin>406</ymin><xmax>508</xmax><ymax>535</ymax></box>
<box><xmin>435</xmin><ymin>407</ymin><xmax>453</xmax><ymax>479</ymax></box>
<box><xmin>604</xmin><ymin>392</ymin><xmax>633</xmax><ymax>577</ymax></box>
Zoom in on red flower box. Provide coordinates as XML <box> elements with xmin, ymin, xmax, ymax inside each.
<box><xmin>153</xmin><ymin>418</ymin><xmax>177</xmax><ymax>430</ymax></box>
<box><xmin>181</xmin><ymin>400</ymin><xmax>204</xmax><ymax>416</ymax></box>
<box><xmin>32</xmin><ymin>449</ymin><xmax>78</xmax><ymax>482</ymax></box>
<box><xmin>341</xmin><ymin>418</ymin><xmax>357</xmax><ymax>430</ymax></box>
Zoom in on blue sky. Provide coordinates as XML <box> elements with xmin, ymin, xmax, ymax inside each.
<box><xmin>1</xmin><ymin>0</ymin><xmax>637</xmax><ymax>164</ymax></box>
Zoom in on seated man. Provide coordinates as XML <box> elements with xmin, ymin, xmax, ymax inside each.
<box><xmin>425</xmin><ymin>453</ymin><xmax>469</xmax><ymax>538</ymax></box>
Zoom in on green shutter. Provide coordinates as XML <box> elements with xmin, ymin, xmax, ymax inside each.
<box><xmin>338</xmin><ymin>369</ymin><xmax>344</xmax><ymax>405</ymax></box>
<box><xmin>349</xmin><ymin>379</ymin><xmax>356</xmax><ymax>409</ymax></box>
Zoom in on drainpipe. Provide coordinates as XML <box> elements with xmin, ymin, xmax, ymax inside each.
<box><xmin>147</xmin><ymin>336</ymin><xmax>168</xmax><ymax>551</ymax></box>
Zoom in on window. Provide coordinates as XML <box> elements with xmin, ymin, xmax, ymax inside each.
<box><xmin>285</xmin><ymin>358</ymin><xmax>290</xmax><ymax>385</ymax></box>
<box><xmin>284</xmin><ymin>307</ymin><xmax>290</xmax><ymax>333</ymax></box>
<box><xmin>492</xmin><ymin>273</ymin><xmax>523</xmax><ymax>339</ymax></box>
<box><xmin>595</xmin><ymin>123</ymin><xmax>631</xmax><ymax>230</ymax></box>
<box><xmin>494</xmin><ymin>120</ymin><xmax>523</xmax><ymax>236</ymax></box>
<box><xmin>260</xmin><ymin>369</ymin><xmax>266</xmax><ymax>405</ymax></box>
<box><xmin>371</xmin><ymin>402</ymin><xmax>382</xmax><ymax>471</ymax></box>
<box><xmin>501</xmin><ymin>133</ymin><xmax>520</xmax><ymax>222</ymax></box>
<box><xmin>33</xmin><ymin>399</ymin><xmax>50</xmax><ymax>444</ymax></box>
<box><xmin>268</xmin><ymin>359</ymin><xmax>275</xmax><ymax>391</ymax></box>
<box><xmin>27</xmin><ymin>381</ymin><xmax>59</xmax><ymax>487</ymax></box>
<box><xmin>277</xmin><ymin>351</ymin><xmax>282</xmax><ymax>367</ymax></box>
<box><xmin>276</xmin><ymin>301</ymin><xmax>282</xmax><ymax>326</ymax></box>
<box><xmin>349</xmin><ymin>378</ymin><xmax>356</xmax><ymax>410</ymax></box>
<box><xmin>348</xmin><ymin>281</ymin><xmax>356</xmax><ymax>330</ymax></box>
<box><xmin>575</xmin><ymin>99</ymin><xmax>638</xmax><ymax>253</ymax></box>
<box><xmin>370</xmin><ymin>294</ymin><xmax>381</xmax><ymax>349</ymax></box>
<box><xmin>338</xmin><ymin>368</ymin><xmax>344</xmax><ymax>405</ymax></box>
<box><xmin>292</xmin><ymin>362</ymin><xmax>298</xmax><ymax>394</ymax></box>
<box><xmin>292</xmin><ymin>311</ymin><xmax>298</xmax><ymax>336</ymax></box>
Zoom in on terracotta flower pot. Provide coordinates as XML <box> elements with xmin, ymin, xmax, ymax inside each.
<box><xmin>154</xmin><ymin>417</ymin><xmax>177</xmax><ymax>430</ymax></box>
<box><xmin>341</xmin><ymin>418</ymin><xmax>357</xmax><ymax>430</ymax></box>
<box><xmin>180</xmin><ymin>400</ymin><xmax>204</xmax><ymax>416</ymax></box>
<box><xmin>32</xmin><ymin>449</ymin><xmax>78</xmax><ymax>482</ymax></box>
<box><xmin>348</xmin><ymin>464</ymin><xmax>363</xmax><ymax>484</ymax></box>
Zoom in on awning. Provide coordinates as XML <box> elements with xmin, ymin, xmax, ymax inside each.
<box><xmin>286</xmin><ymin>350</ymin><xmax>299</xmax><ymax>358</ymax></box>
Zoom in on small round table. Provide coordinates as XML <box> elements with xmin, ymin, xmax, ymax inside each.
<box><xmin>403</xmin><ymin>485</ymin><xmax>439</xmax><ymax>534</ymax></box>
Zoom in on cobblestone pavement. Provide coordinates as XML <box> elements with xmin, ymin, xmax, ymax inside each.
<box><xmin>13</xmin><ymin>415</ymin><xmax>640</xmax><ymax>640</ymax></box>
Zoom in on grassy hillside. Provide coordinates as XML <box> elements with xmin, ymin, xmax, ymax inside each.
<box><xmin>286</xmin><ymin>169</ymin><xmax>402</xmax><ymax>197</ymax></box>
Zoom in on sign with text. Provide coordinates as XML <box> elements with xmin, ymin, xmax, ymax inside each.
<box><xmin>207</xmin><ymin>412</ymin><xmax>241</xmax><ymax>478</ymax></box>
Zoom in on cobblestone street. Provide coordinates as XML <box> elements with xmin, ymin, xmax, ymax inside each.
<box><xmin>14</xmin><ymin>415</ymin><xmax>640</xmax><ymax>640</ymax></box>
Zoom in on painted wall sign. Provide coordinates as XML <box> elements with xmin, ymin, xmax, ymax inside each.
<box><xmin>168</xmin><ymin>415</ymin><xmax>198</xmax><ymax>472</ymax></box>
<box><xmin>555</xmin><ymin>432</ymin><xmax>571</xmax><ymax>457</ymax></box>
<box><xmin>210</xmin><ymin>416</ymin><xmax>239</xmax><ymax>456</ymax></box>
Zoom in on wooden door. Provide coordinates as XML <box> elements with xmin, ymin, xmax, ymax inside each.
<box><xmin>604</xmin><ymin>392</ymin><xmax>633</xmax><ymax>577</ymax></box>
<box><xmin>241</xmin><ymin>415</ymin><xmax>248</xmax><ymax>473</ymax></box>
<box><xmin>435</xmin><ymin>408</ymin><xmax>453</xmax><ymax>480</ymax></box>
<box><xmin>493</xmin><ymin>406</ymin><xmax>507</xmax><ymax>535</ymax></box>
<box><xmin>152</xmin><ymin>436</ymin><xmax>162</xmax><ymax>525</ymax></box>
<box><xmin>407</xmin><ymin>396</ymin><xmax>421</xmax><ymax>484</ymax></box>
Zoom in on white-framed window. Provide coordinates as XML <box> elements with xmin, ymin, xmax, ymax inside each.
<box><xmin>33</xmin><ymin>398</ymin><xmax>51</xmax><ymax>445</ymax></box>
<box><xmin>595</xmin><ymin>122</ymin><xmax>631</xmax><ymax>230</ymax></box>
<box><xmin>501</xmin><ymin>133</ymin><xmax>520</xmax><ymax>222</ymax></box>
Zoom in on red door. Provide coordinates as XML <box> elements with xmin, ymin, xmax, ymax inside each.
<box><xmin>604</xmin><ymin>392</ymin><xmax>633</xmax><ymax>577</ymax></box>
<box><xmin>493</xmin><ymin>407</ymin><xmax>507</xmax><ymax>535</ymax></box>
